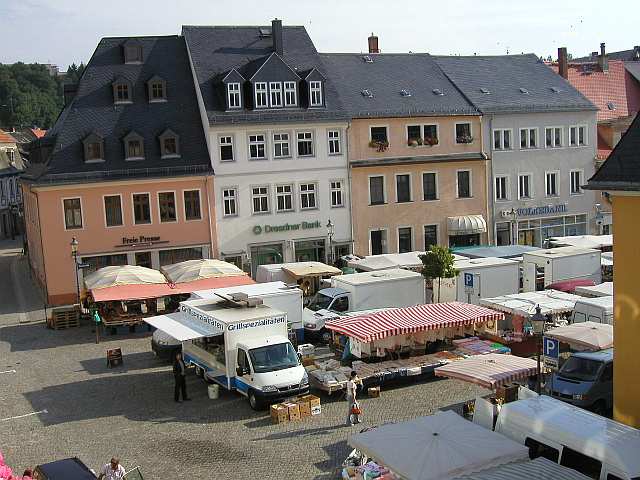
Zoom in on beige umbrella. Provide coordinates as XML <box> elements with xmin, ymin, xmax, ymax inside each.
<box><xmin>84</xmin><ymin>265</ymin><xmax>167</xmax><ymax>290</ymax></box>
<box><xmin>545</xmin><ymin>321</ymin><xmax>613</xmax><ymax>351</ymax></box>
<box><xmin>161</xmin><ymin>259</ymin><xmax>246</xmax><ymax>283</ymax></box>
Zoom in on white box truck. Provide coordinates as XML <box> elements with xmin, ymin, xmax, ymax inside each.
<box><xmin>302</xmin><ymin>269</ymin><xmax>425</xmax><ymax>342</ymax></box>
<box><xmin>438</xmin><ymin>257</ymin><xmax>520</xmax><ymax>304</ymax></box>
<box><xmin>571</xmin><ymin>296</ymin><xmax>614</xmax><ymax>325</ymax></box>
<box><xmin>522</xmin><ymin>247</ymin><xmax>601</xmax><ymax>293</ymax></box>
<box><xmin>146</xmin><ymin>298</ymin><xmax>308</xmax><ymax>410</ymax></box>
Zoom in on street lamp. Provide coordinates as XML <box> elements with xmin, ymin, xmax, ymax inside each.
<box><xmin>70</xmin><ymin>237</ymin><xmax>80</xmax><ymax>307</ymax></box>
<box><xmin>326</xmin><ymin>219</ymin><xmax>335</xmax><ymax>265</ymax></box>
<box><xmin>530</xmin><ymin>305</ymin><xmax>546</xmax><ymax>393</ymax></box>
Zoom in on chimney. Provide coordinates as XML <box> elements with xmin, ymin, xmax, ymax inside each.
<box><xmin>558</xmin><ymin>47</ymin><xmax>568</xmax><ymax>79</ymax></box>
<box><xmin>599</xmin><ymin>42</ymin><xmax>608</xmax><ymax>72</ymax></box>
<box><xmin>272</xmin><ymin>18</ymin><xmax>283</xmax><ymax>55</ymax></box>
<box><xmin>368</xmin><ymin>33</ymin><xmax>379</xmax><ymax>54</ymax></box>
<box><xmin>63</xmin><ymin>83</ymin><xmax>78</xmax><ymax>106</ymax></box>
<box><xmin>633</xmin><ymin>46</ymin><xmax>640</xmax><ymax>61</ymax></box>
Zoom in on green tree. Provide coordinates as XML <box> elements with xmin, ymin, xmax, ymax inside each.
<box><xmin>419</xmin><ymin>245</ymin><xmax>458</xmax><ymax>303</ymax></box>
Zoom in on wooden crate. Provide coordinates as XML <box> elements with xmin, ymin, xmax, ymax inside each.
<box><xmin>48</xmin><ymin>306</ymin><xmax>80</xmax><ymax>330</ymax></box>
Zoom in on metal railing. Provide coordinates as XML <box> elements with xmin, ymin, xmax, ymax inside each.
<box><xmin>37</xmin><ymin>164</ymin><xmax>212</xmax><ymax>184</ymax></box>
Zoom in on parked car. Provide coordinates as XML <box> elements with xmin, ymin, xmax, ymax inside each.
<box><xmin>34</xmin><ymin>458</ymin><xmax>96</xmax><ymax>480</ymax></box>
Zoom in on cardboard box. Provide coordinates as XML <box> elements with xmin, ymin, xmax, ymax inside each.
<box><xmin>368</xmin><ymin>386</ymin><xmax>381</xmax><ymax>398</ymax></box>
<box><xmin>300</xmin><ymin>394</ymin><xmax>321</xmax><ymax>415</ymax></box>
<box><xmin>296</xmin><ymin>398</ymin><xmax>312</xmax><ymax>418</ymax></box>
<box><xmin>284</xmin><ymin>402</ymin><xmax>301</xmax><ymax>421</ymax></box>
<box><xmin>270</xmin><ymin>404</ymin><xmax>288</xmax><ymax>424</ymax></box>
<box><xmin>302</xmin><ymin>356</ymin><xmax>316</xmax><ymax>367</ymax></box>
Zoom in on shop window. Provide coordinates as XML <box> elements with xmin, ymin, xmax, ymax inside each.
<box><xmin>560</xmin><ymin>446</ymin><xmax>602</xmax><ymax>479</ymax></box>
<box><xmin>159</xmin><ymin>247</ymin><xmax>203</xmax><ymax>266</ymax></box>
<box><xmin>183</xmin><ymin>190</ymin><xmax>201</xmax><ymax>220</ymax></box>
<box><xmin>496</xmin><ymin>222</ymin><xmax>511</xmax><ymax>246</ymax></box>
<box><xmin>398</xmin><ymin>227</ymin><xmax>413</xmax><ymax>253</ymax></box>
<box><xmin>158</xmin><ymin>192</ymin><xmax>177</xmax><ymax>222</ymax></box>
<box><xmin>133</xmin><ymin>193</ymin><xmax>151</xmax><ymax>224</ymax></box>
<box><xmin>63</xmin><ymin>198</ymin><xmax>82</xmax><ymax>230</ymax></box>
<box><xmin>369</xmin><ymin>176</ymin><xmax>385</xmax><ymax>205</ymax></box>
<box><xmin>135</xmin><ymin>251</ymin><xmax>152</xmax><ymax>269</ymax></box>
<box><xmin>424</xmin><ymin>225</ymin><xmax>437</xmax><ymax>250</ymax></box>
<box><xmin>294</xmin><ymin>239</ymin><xmax>326</xmax><ymax>263</ymax></box>
<box><xmin>82</xmin><ymin>254</ymin><xmax>127</xmax><ymax>274</ymax></box>
<box><xmin>449</xmin><ymin>234</ymin><xmax>480</xmax><ymax>248</ymax></box>
<box><xmin>525</xmin><ymin>438</ymin><xmax>559</xmax><ymax>462</ymax></box>
<box><xmin>104</xmin><ymin>195</ymin><xmax>123</xmax><ymax>227</ymax></box>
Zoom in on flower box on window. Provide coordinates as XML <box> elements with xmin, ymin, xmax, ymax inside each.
<box><xmin>424</xmin><ymin>136</ymin><xmax>439</xmax><ymax>146</ymax></box>
<box><xmin>369</xmin><ymin>140</ymin><xmax>389</xmax><ymax>152</ymax></box>
<box><xmin>456</xmin><ymin>135</ymin><xmax>473</xmax><ymax>144</ymax></box>
<box><xmin>408</xmin><ymin>138</ymin><xmax>423</xmax><ymax>147</ymax></box>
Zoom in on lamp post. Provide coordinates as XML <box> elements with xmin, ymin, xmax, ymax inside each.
<box><xmin>530</xmin><ymin>305</ymin><xmax>546</xmax><ymax>393</ymax></box>
<box><xmin>326</xmin><ymin>219</ymin><xmax>335</xmax><ymax>265</ymax></box>
<box><xmin>70</xmin><ymin>237</ymin><xmax>80</xmax><ymax>307</ymax></box>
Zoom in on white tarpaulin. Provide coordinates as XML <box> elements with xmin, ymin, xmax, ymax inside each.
<box><xmin>144</xmin><ymin>312</ymin><xmax>220</xmax><ymax>341</ymax></box>
<box><xmin>480</xmin><ymin>290</ymin><xmax>582</xmax><ymax>316</ymax></box>
<box><xmin>454</xmin><ymin>457</ymin><xmax>591</xmax><ymax>480</ymax></box>
<box><xmin>349</xmin><ymin>252</ymin><xmax>467</xmax><ymax>271</ymax></box>
<box><xmin>549</xmin><ymin>235</ymin><xmax>613</xmax><ymax>249</ymax></box>
<box><xmin>281</xmin><ymin>261</ymin><xmax>341</xmax><ymax>279</ymax></box>
<box><xmin>161</xmin><ymin>259</ymin><xmax>246</xmax><ymax>283</ymax></box>
<box><xmin>349</xmin><ymin>410</ymin><xmax>528</xmax><ymax>480</ymax></box>
<box><xmin>545</xmin><ymin>322</ymin><xmax>613</xmax><ymax>351</ymax></box>
<box><xmin>84</xmin><ymin>265</ymin><xmax>167</xmax><ymax>290</ymax></box>
<box><xmin>575</xmin><ymin>282</ymin><xmax>613</xmax><ymax>297</ymax></box>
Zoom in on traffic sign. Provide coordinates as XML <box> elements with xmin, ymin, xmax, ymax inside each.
<box><xmin>464</xmin><ymin>273</ymin><xmax>474</xmax><ymax>288</ymax></box>
<box><xmin>543</xmin><ymin>336</ymin><xmax>560</xmax><ymax>369</ymax></box>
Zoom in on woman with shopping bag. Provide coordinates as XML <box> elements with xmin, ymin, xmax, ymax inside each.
<box><xmin>346</xmin><ymin>371</ymin><xmax>363</xmax><ymax>426</ymax></box>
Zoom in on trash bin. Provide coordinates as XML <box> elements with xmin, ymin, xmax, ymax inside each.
<box><xmin>208</xmin><ymin>384</ymin><xmax>219</xmax><ymax>399</ymax></box>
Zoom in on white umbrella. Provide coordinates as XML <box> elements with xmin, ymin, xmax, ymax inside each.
<box><xmin>161</xmin><ymin>259</ymin><xmax>245</xmax><ymax>283</ymax></box>
<box><xmin>84</xmin><ymin>265</ymin><xmax>167</xmax><ymax>290</ymax></box>
<box><xmin>545</xmin><ymin>321</ymin><xmax>613</xmax><ymax>351</ymax></box>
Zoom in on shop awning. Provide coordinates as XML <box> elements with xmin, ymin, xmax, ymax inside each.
<box><xmin>325</xmin><ymin>302</ymin><xmax>503</xmax><ymax>343</ymax></box>
<box><xmin>281</xmin><ymin>261</ymin><xmax>341</xmax><ymax>279</ymax></box>
<box><xmin>545</xmin><ymin>322</ymin><xmax>613</xmax><ymax>351</ymax></box>
<box><xmin>479</xmin><ymin>290</ymin><xmax>582</xmax><ymax>317</ymax></box>
<box><xmin>574</xmin><ymin>282</ymin><xmax>613</xmax><ymax>297</ymax></box>
<box><xmin>348</xmin><ymin>410</ymin><xmax>528</xmax><ymax>480</ymax></box>
<box><xmin>144</xmin><ymin>312</ymin><xmax>219</xmax><ymax>340</ymax></box>
<box><xmin>447</xmin><ymin>215</ymin><xmax>487</xmax><ymax>235</ymax></box>
<box><xmin>434</xmin><ymin>353</ymin><xmax>539</xmax><ymax>389</ymax></box>
<box><xmin>455</xmin><ymin>457</ymin><xmax>592</xmax><ymax>480</ymax></box>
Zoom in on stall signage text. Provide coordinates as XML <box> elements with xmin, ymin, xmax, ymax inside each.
<box><xmin>228</xmin><ymin>315</ymin><xmax>287</xmax><ymax>331</ymax></box>
<box><xmin>516</xmin><ymin>204</ymin><xmax>567</xmax><ymax>217</ymax></box>
<box><xmin>252</xmin><ymin>220</ymin><xmax>321</xmax><ymax>235</ymax></box>
<box><xmin>121</xmin><ymin>235</ymin><xmax>161</xmax><ymax>245</ymax></box>
<box><xmin>180</xmin><ymin>304</ymin><xmax>226</xmax><ymax>334</ymax></box>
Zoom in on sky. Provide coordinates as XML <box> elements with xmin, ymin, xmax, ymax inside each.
<box><xmin>1</xmin><ymin>0</ymin><xmax>637</xmax><ymax>70</ymax></box>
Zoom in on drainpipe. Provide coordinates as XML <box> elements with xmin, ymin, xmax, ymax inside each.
<box><xmin>346</xmin><ymin>122</ymin><xmax>355</xmax><ymax>256</ymax></box>
<box><xmin>34</xmin><ymin>188</ymin><xmax>49</xmax><ymax>306</ymax></box>
<box><xmin>204</xmin><ymin>175</ymin><xmax>217</xmax><ymax>258</ymax></box>
<box><xmin>482</xmin><ymin>114</ymin><xmax>495</xmax><ymax>245</ymax></box>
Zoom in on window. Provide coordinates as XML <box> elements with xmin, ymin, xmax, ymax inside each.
<box><xmin>525</xmin><ymin>438</ymin><xmax>559</xmax><ymax>463</ymax></box>
<box><xmin>251</xmin><ymin>186</ymin><xmax>270</xmax><ymax>214</ymax></box>
<box><xmin>82</xmin><ymin>253</ymin><xmax>127</xmax><ymax>275</ymax></box>
<box><xmin>407</xmin><ymin>125</ymin><xmax>421</xmax><ymax>143</ymax></box>
<box><xmin>370</xmin><ymin>229</ymin><xmax>388</xmax><ymax>255</ymax></box>
<box><xmin>370</xmin><ymin>126</ymin><xmax>388</xmax><ymax>143</ymax></box>
<box><xmin>297</xmin><ymin>131</ymin><xmax>314</xmax><ymax>156</ymax></box>
<box><xmin>545</xmin><ymin>127</ymin><xmax>562</xmax><ymax>147</ymax></box>
<box><xmin>570</xmin><ymin>170</ymin><xmax>583</xmax><ymax>195</ymax></box>
<box><xmin>132</xmin><ymin>193</ymin><xmax>151</xmax><ymax>224</ymax></box>
<box><xmin>284</xmin><ymin>81</ymin><xmax>297</xmax><ymax>106</ymax></box>
<box><xmin>424</xmin><ymin>225</ymin><xmax>438</xmax><ymax>250</ymax></box>
<box><xmin>396</xmin><ymin>174</ymin><xmax>411</xmax><ymax>203</ymax></box>
<box><xmin>124</xmin><ymin>132</ymin><xmax>144</xmax><ymax>160</ymax></box>
<box><xmin>249</xmin><ymin>134</ymin><xmax>266</xmax><ymax>159</ymax></box>
<box><xmin>219</xmin><ymin>136</ymin><xmax>234</xmax><ymax>161</ymax></box>
<box><xmin>560</xmin><ymin>447</ymin><xmax>602</xmax><ymax>479</ymax></box>
<box><xmin>369</xmin><ymin>176</ymin><xmax>385</xmax><ymax>205</ymax></box>
<box><xmin>422</xmin><ymin>173</ymin><xmax>438</xmax><ymax>201</ymax></box>
<box><xmin>159</xmin><ymin>247</ymin><xmax>202</xmax><ymax>267</ymax></box>
<box><xmin>423</xmin><ymin>124</ymin><xmax>438</xmax><ymax>144</ymax></box>
<box><xmin>276</xmin><ymin>184</ymin><xmax>293</xmax><ymax>212</ymax></box>
<box><xmin>518</xmin><ymin>174</ymin><xmax>532</xmax><ymax>199</ymax></box>
<box><xmin>227</xmin><ymin>82</ymin><xmax>241</xmax><ymax>109</ymax></box>
<box><xmin>158</xmin><ymin>192</ymin><xmax>177</xmax><ymax>223</ymax></box>
<box><xmin>495</xmin><ymin>176</ymin><xmax>509</xmax><ymax>201</ymax></box>
<box><xmin>183</xmin><ymin>190</ymin><xmax>201</xmax><ymax>220</ymax></box>
<box><xmin>546</xmin><ymin>172</ymin><xmax>559</xmax><ymax>197</ymax></box>
<box><xmin>398</xmin><ymin>227</ymin><xmax>413</xmax><ymax>253</ymax></box>
<box><xmin>222</xmin><ymin>188</ymin><xmax>237</xmax><ymax>217</ymax></box>
<box><xmin>496</xmin><ymin>222</ymin><xmax>511</xmax><ymax>246</ymax></box>
<box><xmin>309</xmin><ymin>80</ymin><xmax>323</xmax><ymax>106</ymax></box>
<box><xmin>299</xmin><ymin>183</ymin><xmax>317</xmax><ymax>209</ymax></box>
<box><xmin>159</xmin><ymin>129</ymin><xmax>179</xmax><ymax>158</ymax></box>
<box><xmin>457</xmin><ymin>170</ymin><xmax>471</xmax><ymax>198</ymax></box>
<box><xmin>273</xmin><ymin>133</ymin><xmax>290</xmax><ymax>158</ymax></box>
<box><xmin>600</xmin><ymin>363</ymin><xmax>613</xmax><ymax>382</ymax></box>
<box><xmin>255</xmin><ymin>82</ymin><xmax>268</xmax><ymax>108</ymax></box>
<box><xmin>63</xmin><ymin>198</ymin><xmax>82</xmax><ymax>229</ymax></box>
<box><xmin>149</xmin><ymin>79</ymin><xmax>166</xmax><ymax>102</ymax></box>
<box><xmin>493</xmin><ymin>129</ymin><xmax>512</xmax><ymax>150</ymax></box>
<box><xmin>85</xmin><ymin>140</ymin><xmax>103</xmax><ymax>162</ymax></box>
<box><xmin>328</xmin><ymin>130</ymin><xmax>341</xmax><ymax>154</ymax></box>
<box><xmin>269</xmin><ymin>82</ymin><xmax>282</xmax><ymax>107</ymax></box>
<box><xmin>123</xmin><ymin>42</ymin><xmax>142</xmax><ymax>63</ymax></box>
<box><xmin>570</xmin><ymin>125</ymin><xmax>587</xmax><ymax>146</ymax></box>
<box><xmin>520</xmin><ymin>128</ymin><xmax>538</xmax><ymax>149</ymax></box>
<box><xmin>328</xmin><ymin>180</ymin><xmax>344</xmax><ymax>208</ymax></box>
<box><xmin>455</xmin><ymin>123</ymin><xmax>472</xmax><ymax>143</ymax></box>
<box><xmin>104</xmin><ymin>195</ymin><xmax>123</xmax><ymax>227</ymax></box>
<box><xmin>116</xmin><ymin>83</ymin><xmax>130</xmax><ymax>103</ymax></box>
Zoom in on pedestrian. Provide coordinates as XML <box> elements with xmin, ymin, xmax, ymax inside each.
<box><xmin>97</xmin><ymin>458</ymin><xmax>125</xmax><ymax>480</ymax></box>
<box><xmin>173</xmin><ymin>351</ymin><xmax>191</xmax><ymax>403</ymax></box>
<box><xmin>345</xmin><ymin>370</ymin><xmax>363</xmax><ymax>426</ymax></box>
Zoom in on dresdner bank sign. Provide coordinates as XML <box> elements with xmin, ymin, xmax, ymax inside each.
<box><xmin>253</xmin><ymin>220</ymin><xmax>321</xmax><ymax>235</ymax></box>
<box><xmin>516</xmin><ymin>204</ymin><xmax>567</xmax><ymax>217</ymax></box>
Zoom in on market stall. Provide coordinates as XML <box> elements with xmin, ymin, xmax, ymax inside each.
<box><xmin>277</xmin><ymin>261</ymin><xmax>341</xmax><ymax>297</ymax></box>
<box><xmin>545</xmin><ymin>321</ymin><xmax>613</xmax><ymax>351</ymax></box>
<box><xmin>574</xmin><ymin>282</ymin><xmax>613</xmax><ymax>298</ymax></box>
<box><xmin>161</xmin><ymin>258</ymin><xmax>246</xmax><ymax>283</ymax></box>
<box><xmin>84</xmin><ymin>265</ymin><xmax>167</xmax><ymax>290</ymax></box>
<box><xmin>454</xmin><ymin>457</ymin><xmax>592</xmax><ymax>480</ymax></box>
<box><xmin>548</xmin><ymin>234</ymin><xmax>613</xmax><ymax>251</ymax></box>
<box><xmin>348</xmin><ymin>251</ymin><xmax>467</xmax><ymax>272</ymax></box>
<box><xmin>344</xmin><ymin>410</ymin><xmax>529</xmax><ymax>480</ymax></box>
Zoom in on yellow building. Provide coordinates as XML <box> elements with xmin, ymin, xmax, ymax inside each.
<box><xmin>586</xmin><ymin>112</ymin><xmax>640</xmax><ymax>428</ymax></box>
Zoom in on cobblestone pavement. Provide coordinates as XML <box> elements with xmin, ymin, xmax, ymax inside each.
<box><xmin>0</xmin><ymin>245</ymin><xmax>489</xmax><ymax>479</ymax></box>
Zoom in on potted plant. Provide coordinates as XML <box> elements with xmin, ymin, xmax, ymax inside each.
<box><xmin>407</xmin><ymin>138</ymin><xmax>421</xmax><ymax>147</ymax></box>
<box><xmin>424</xmin><ymin>136</ymin><xmax>439</xmax><ymax>146</ymax></box>
<box><xmin>456</xmin><ymin>135</ymin><xmax>473</xmax><ymax>144</ymax></box>
<box><xmin>369</xmin><ymin>140</ymin><xmax>389</xmax><ymax>152</ymax></box>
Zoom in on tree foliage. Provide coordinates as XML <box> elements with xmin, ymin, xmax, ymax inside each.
<box><xmin>419</xmin><ymin>245</ymin><xmax>458</xmax><ymax>303</ymax></box>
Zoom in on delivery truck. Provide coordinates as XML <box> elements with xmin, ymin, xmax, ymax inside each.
<box><xmin>302</xmin><ymin>269</ymin><xmax>425</xmax><ymax>342</ymax></box>
<box><xmin>522</xmin><ymin>246</ymin><xmax>601</xmax><ymax>293</ymax></box>
<box><xmin>571</xmin><ymin>296</ymin><xmax>614</xmax><ymax>325</ymax></box>
<box><xmin>146</xmin><ymin>296</ymin><xmax>308</xmax><ymax>410</ymax></box>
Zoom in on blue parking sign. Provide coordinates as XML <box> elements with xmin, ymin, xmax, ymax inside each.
<box><xmin>464</xmin><ymin>273</ymin><xmax>474</xmax><ymax>288</ymax></box>
<box><xmin>543</xmin><ymin>337</ymin><xmax>559</xmax><ymax>359</ymax></box>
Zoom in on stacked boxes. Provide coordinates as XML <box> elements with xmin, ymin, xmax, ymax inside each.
<box><xmin>270</xmin><ymin>394</ymin><xmax>321</xmax><ymax>424</ymax></box>
<box><xmin>270</xmin><ymin>404</ymin><xmax>289</xmax><ymax>424</ymax></box>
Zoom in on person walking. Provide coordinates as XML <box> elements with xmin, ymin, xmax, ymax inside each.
<box><xmin>173</xmin><ymin>351</ymin><xmax>191</xmax><ymax>403</ymax></box>
<box><xmin>97</xmin><ymin>458</ymin><xmax>125</xmax><ymax>480</ymax></box>
<box><xmin>345</xmin><ymin>370</ymin><xmax>362</xmax><ymax>426</ymax></box>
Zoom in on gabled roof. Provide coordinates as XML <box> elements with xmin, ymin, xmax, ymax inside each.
<box><xmin>24</xmin><ymin>35</ymin><xmax>210</xmax><ymax>185</ymax></box>
<box><xmin>434</xmin><ymin>54</ymin><xmax>596</xmax><ymax>114</ymax></box>
<box><xmin>0</xmin><ymin>129</ymin><xmax>16</xmax><ymax>144</ymax></box>
<box><xmin>247</xmin><ymin>52</ymin><xmax>300</xmax><ymax>81</ymax></box>
<box><xmin>573</xmin><ymin>48</ymin><xmax>640</xmax><ymax>63</ymax></box>
<box><xmin>320</xmin><ymin>53</ymin><xmax>478</xmax><ymax>118</ymax></box>
<box><xmin>221</xmin><ymin>68</ymin><xmax>245</xmax><ymax>83</ymax></box>
<box><xmin>587</xmin><ymin>111</ymin><xmax>640</xmax><ymax>191</ymax></box>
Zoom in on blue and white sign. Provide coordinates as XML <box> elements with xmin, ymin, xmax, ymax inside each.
<box><xmin>543</xmin><ymin>336</ymin><xmax>560</xmax><ymax>368</ymax></box>
<box><xmin>464</xmin><ymin>273</ymin><xmax>474</xmax><ymax>288</ymax></box>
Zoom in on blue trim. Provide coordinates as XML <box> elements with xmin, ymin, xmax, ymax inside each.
<box><xmin>234</xmin><ymin>377</ymin><xmax>250</xmax><ymax>394</ymax></box>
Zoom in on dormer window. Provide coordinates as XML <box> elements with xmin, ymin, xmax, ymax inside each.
<box><xmin>112</xmin><ymin>77</ymin><xmax>132</xmax><ymax>104</ymax></box>
<box><xmin>159</xmin><ymin>129</ymin><xmax>180</xmax><ymax>158</ymax></box>
<box><xmin>255</xmin><ymin>82</ymin><xmax>268</xmax><ymax>108</ymax></box>
<box><xmin>227</xmin><ymin>83</ymin><xmax>241</xmax><ymax>109</ymax></box>
<box><xmin>284</xmin><ymin>81</ymin><xmax>297</xmax><ymax>106</ymax></box>
<box><xmin>124</xmin><ymin>131</ymin><xmax>144</xmax><ymax>160</ymax></box>
<box><xmin>309</xmin><ymin>81</ymin><xmax>323</xmax><ymax>107</ymax></box>
<box><xmin>123</xmin><ymin>40</ymin><xmax>143</xmax><ymax>64</ymax></box>
<box><xmin>83</xmin><ymin>133</ymin><xmax>104</xmax><ymax>163</ymax></box>
<box><xmin>269</xmin><ymin>82</ymin><xmax>282</xmax><ymax>107</ymax></box>
<box><xmin>147</xmin><ymin>76</ymin><xmax>167</xmax><ymax>102</ymax></box>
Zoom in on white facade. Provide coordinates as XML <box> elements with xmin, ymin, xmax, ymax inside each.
<box><xmin>209</xmin><ymin>121</ymin><xmax>351</xmax><ymax>275</ymax></box>
<box><xmin>484</xmin><ymin>111</ymin><xmax>598</xmax><ymax>247</ymax></box>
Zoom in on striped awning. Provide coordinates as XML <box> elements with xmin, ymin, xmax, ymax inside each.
<box><xmin>455</xmin><ymin>457</ymin><xmax>592</xmax><ymax>480</ymax></box>
<box><xmin>447</xmin><ymin>215</ymin><xmax>487</xmax><ymax>234</ymax></box>
<box><xmin>434</xmin><ymin>353</ymin><xmax>538</xmax><ymax>389</ymax></box>
<box><xmin>325</xmin><ymin>302</ymin><xmax>503</xmax><ymax>343</ymax></box>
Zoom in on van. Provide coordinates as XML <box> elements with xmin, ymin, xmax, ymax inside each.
<box><xmin>572</xmin><ymin>297</ymin><xmax>614</xmax><ymax>325</ymax></box>
<box><xmin>495</xmin><ymin>395</ymin><xmax>640</xmax><ymax>480</ymax></box>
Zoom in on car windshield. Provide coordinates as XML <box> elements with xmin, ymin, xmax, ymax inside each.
<box><xmin>558</xmin><ymin>357</ymin><xmax>603</xmax><ymax>382</ymax></box>
<box><xmin>307</xmin><ymin>292</ymin><xmax>334</xmax><ymax>312</ymax></box>
<box><xmin>249</xmin><ymin>342</ymin><xmax>299</xmax><ymax>373</ymax></box>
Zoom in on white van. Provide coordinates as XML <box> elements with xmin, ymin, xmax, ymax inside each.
<box><xmin>572</xmin><ymin>296</ymin><xmax>614</xmax><ymax>325</ymax></box>
<box><xmin>495</xmin><ymin>395</ymin><xmax>640</xmax><ymax>480</ymax></box>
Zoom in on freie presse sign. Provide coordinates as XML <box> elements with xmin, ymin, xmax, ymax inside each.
<box><xmin>252</xmin><ymin>220</ymin><xmax>321</xmax><ymax>235</ymax></box>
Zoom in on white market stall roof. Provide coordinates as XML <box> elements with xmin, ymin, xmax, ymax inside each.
<box><xmin>281</xmin><ymin>261</ymin><xmax>341</xmax><ymax>279</ymax></box>
<box><xmin>144</xmin><ymin>312</ymin><xmax>219</xmax><ymax>341</ymax></box>
<box><xmin>434</xmin><ymin>353</ymin><xmax>539</xmax><ymax>389</ymax></box>
<box><xmin>545</xmin><ymin>322</ymin><xmax>613</xmax><ymax>351</ymax></box>
<box><xmin>575</xmin><ymin>282</ymin><xmax>613</xmax><ymax>297</ymax></box>
<box><xmin>161</xmin><ymin>259</ymin><xmax>246</xmax><ymax>283</ymax></box>
<box><xmin>453</xmin><ymin>457</ymin><xmax>592</xmax><ymax>480</ymax></box>
<box><xmin>601</xmin><ymin>251</ymin><xmax>614</xmax><ymax>267</ymax></box>
<box><xmin>348</xmin><ymin>251</ymin><xmax>467</xmax><ymax>271</ymax></box>
<box><xmin>325</xmin><ymin>302</ymin><xmax>503</xmax><ymax>343</ymax></box>
<box><xmin>349</xmin><ymin>410</ymin><xmax>529</xmax><ymax>480</ymax></box>
<box><xmin>479</xmin><ymin>290</ymin><xmax>582</xmax><ymax>316</ymax></box>
<box><xmin>549</xmin><ymin>234</ymin><xmax>613</xmax><ymax>249</ymax></box>
<box><xmin>84</xmin><ymin>265</ymin><xmax>167</xmax><ymax>290</ymax></box>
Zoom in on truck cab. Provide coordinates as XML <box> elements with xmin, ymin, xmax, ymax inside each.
<box><xmin>302</xmin><ymin>288</ymin><xmax>350</xmax><ymax>342</ymax></box>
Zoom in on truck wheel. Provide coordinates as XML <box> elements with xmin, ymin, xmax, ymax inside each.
<box><xmin>248</xmin><ymin>390</ymin><xmax>262</xmax><ymax>410</ymax></box>
<box><xmin>321</xmin><ymin>329</ymin><xmax>332</xmax><ymax>344</ymax></box>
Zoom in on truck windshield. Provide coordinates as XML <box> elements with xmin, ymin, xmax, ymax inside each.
<box><xmin>307</xmin><ymin>292</ymin><xmax>334</xmax><ymax>312</ymax></box>
<box><xmin>249</xmin><ymin>342</ymin><xmax>299</xmax><ymax>373</ymax></box>
<box><xmin>558</xmin><ymin>357</ymin><xmax>603</xmax><ymax>382</ymax></box>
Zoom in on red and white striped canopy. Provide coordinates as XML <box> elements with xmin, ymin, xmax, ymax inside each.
<box><xmin>325</xmin><ymin>302</ymin><xmax>504</xmax><ymax>343</ymax></box>
<box><xmin>434</xmin><ymin>353</ymin><xmax>538</xmax><ymax>389</ymax></box>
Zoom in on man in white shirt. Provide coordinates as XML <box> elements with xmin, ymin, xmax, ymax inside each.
<box><xmin>98</xmin><ymin>457</ymin><xmax>126</xmax><ymax>480</ymax></box>
<box><xmin>345</xmin><ymin>370</ymin><xmax>362</xmax><ymax>426</ymax></box>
